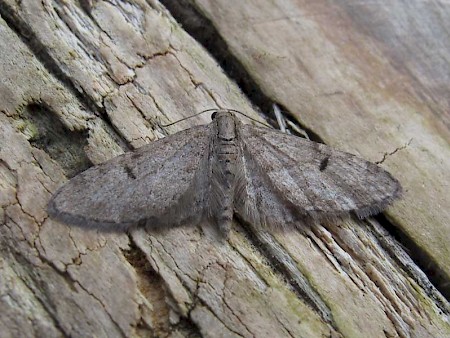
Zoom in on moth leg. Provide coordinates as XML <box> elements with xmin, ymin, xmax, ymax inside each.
<box><xmin>273</xmin><ymin>103</ymin><xmax>310</xmax><ymax>139</ymax></box>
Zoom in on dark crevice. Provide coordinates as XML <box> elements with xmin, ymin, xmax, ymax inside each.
<box><xmin>122</xmin><ymin>238</ymin><xmax>170</xmax><ymax>337</ymax></box>
<box><xmin>21</xmin><ymin>103</ymin><xmax>92</xmax><ymax>178</ymax></box>
<box><xmin>161</xmin><ymin>0</ymin><xmax>449</xmax><ymax>305</ymax></box>
<box><xmin>160</xmin><ymin>0</ymin><xmax>270</xmax><ymax>109</ymax></box>
<box><xmin>78</xmin><ymin>0</ymin><xmax>96</xmax><ymax>20</ymax></box>
<box><xmin>171</xmin><ymin>317</ymin><xmax>203</xmax><ymax>338</ymax></box>
<box><xmin>123</xmin><ymin>236</ymin><xmax>202</xmax><ymax>338</ymax></box>
<box><xmin>0</xmin><ymin>0</ymin><xmax>131</xmax><ymax>152</ymax></box>
<box><xmin>374</xmin><ymin>214</ymin><xmax>450</xmax><ymax>302</ymax></box>
<box><xmin>160</xmin><ymin>0</ymin><xmax>325</xmax><ymax>144</ymax></box>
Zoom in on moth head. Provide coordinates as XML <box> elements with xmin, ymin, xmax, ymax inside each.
<box><xmin>211</xmin><ymin>109</ymin><xmax>233</xmax><ymax>121</ymax></box>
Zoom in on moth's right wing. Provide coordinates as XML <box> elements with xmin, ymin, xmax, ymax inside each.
<box><xmin>235</xmin><ymin>124</ymin><xmax>401</xmax><ymax>229</ymax></box>
<box><xmin>48</xmin><ymin>125</ymin><xmax>212</xmax><ymax>230</ymax></box>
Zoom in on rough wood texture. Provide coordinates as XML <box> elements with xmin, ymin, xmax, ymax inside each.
<box><xmin>165</xmin><ymin>0</ymin><xmax>450</xmax><ymax>291</ymax></box>
<box><xmin>0</xmin><ymin>1</ymin><xmax>448</xmax><ymax>338</ymax></box>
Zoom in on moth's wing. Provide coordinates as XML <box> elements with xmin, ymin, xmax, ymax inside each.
<box><xmin>48</xmin><ymin>125</ymin><xmax>211</xmax><ymax>230</ymax></box>
<box><xmin>235</xmin><ymin>124</ymin><xmax>401</xmax><ymax>228</ymax></box>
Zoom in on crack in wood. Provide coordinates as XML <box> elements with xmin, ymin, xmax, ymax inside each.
<box><xmin>124</xmin><ymin>235</ymin><xmax>203</xmax><ymax>337</ymax></box>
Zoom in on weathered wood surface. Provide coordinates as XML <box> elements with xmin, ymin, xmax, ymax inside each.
<box><xmin>0</xmin><ymin>1</ymin><xmax>448</xmax><ymax>338</ymax></box>
<box><xmin>166</xmin><ymin>0</ymin><xmax>450</xmax><ymax>289</ymax></box>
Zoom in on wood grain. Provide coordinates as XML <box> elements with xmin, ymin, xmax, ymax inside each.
<box><xmin>166</xmin><ymin>0</ymin><xmax>450</xmax><ymax>297</ymax></box>
<box><xmin>0</xmin><ymin>1</ymin><xmax>448</xmax><ymax>337</ymax></box>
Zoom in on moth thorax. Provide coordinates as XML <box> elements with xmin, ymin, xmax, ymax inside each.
<box><xmin>216</xmin><ymin>113</ymin><xmax>237</xmax><ymax>141</ymax></box>
<box><xmin>214</xmin><ymin>112</ymin><xmax>239</xmax><ymax>170</ymax></box>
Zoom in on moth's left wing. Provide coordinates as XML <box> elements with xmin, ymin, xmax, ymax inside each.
<box><xmin>235</xmin><ymin>124</ymin><xmax>401</xmax><ymax>228</ymax></box>
<box><xmin>48</xmin><ymin>125</ymin><xmax>212</xmax><ymax>231</ymax></box>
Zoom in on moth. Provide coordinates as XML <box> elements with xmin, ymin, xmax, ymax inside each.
<box><xmin>48</xmin><ymin>109</ymin><xmax>401</xmax><ymax>236</ymax></box>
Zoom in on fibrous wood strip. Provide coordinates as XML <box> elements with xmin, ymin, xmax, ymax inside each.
<box><xmin>0</xmin><ymin>1</ymin><xmax>448</xmax><ymax>338</ymax></box>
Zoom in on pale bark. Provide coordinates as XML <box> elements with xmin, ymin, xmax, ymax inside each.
<box><xmin>0</xmin><ymin>1</ymin><xmax>448</xmax><ymax>337</ymax></box>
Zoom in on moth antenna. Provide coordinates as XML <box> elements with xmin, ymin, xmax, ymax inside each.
<box><xmin>226</xmin><ymin>109</ymin><xmax>271</xmax><ymax>128</ymax></box>
<box><xmin>160</xmin><ymin>108</ymin><xmax>219</xmax><ymax>127</ymax></box>
<box><xmin>161</xmin><ymin>108</ymin><xmax>271</xmax><ymax>128</ymax></box>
